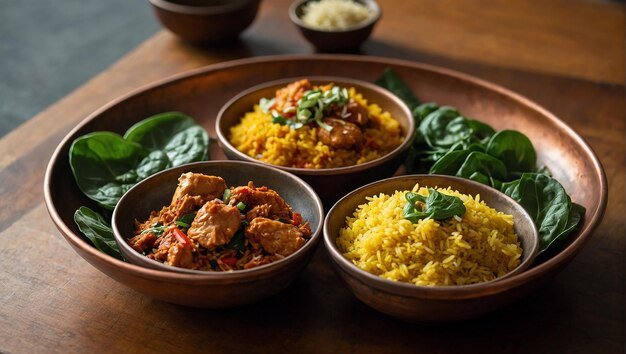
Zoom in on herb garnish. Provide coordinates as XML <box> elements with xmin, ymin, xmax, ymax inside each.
<box><xmin>219</xmin><ymin>220</ymin><xmax>248</xmax><ymax>256</ymax></box>
<box><xmin>140</xmin><ymin>223</ymin><xmax>166</xmax><ymax>236</ymax></box>
<box><xmin>174</xmin><ymin>213</ymin><xmax>196</xmax><ymax>229</ymax></box>
<box><xmin>262</xmin><ymin>85</ymin><xmax>350</xmax><ymax>131</ymax></box>
<box><xmin>403</xmin><ymin>189</ymin><xmax>466</xmax><ymax>222</ymax></box>
<box><xmin>222</xmin><ymin>188</ymin><xmax>232</xmax><ymax>203</ymax></box>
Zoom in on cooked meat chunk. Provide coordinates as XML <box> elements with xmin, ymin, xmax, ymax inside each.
<box><xmin>298</xmin><ymin>222</ymin><xmax>312</xmax><ymax>239</ymax></box>
<box><xmin>166</xmin><ymin>243</ymin><xmax>194</xmax><ymax>268</ymax></box>
<box><xmin>171</xmin><ymin>173</ymin><xmax>226</xmax><ymax>205</ymax></box>
<box><xmin>128</xmin><ymin>231</ymin><xmax>158</xmax><ymax>253</ymax></box>
<box><xmin>317</xmin><ymin>118</ymin><xmax>363</xmax><ymax>149</ymax></box>
<box><xmin>187</xmin><ymin>201</ymin><xmax>241</xmax><ymax>249</ymax></box>
<box><xmin>245</xmin><ymin>218</ymin><xmax>306</xmax><ymax>257</ymax></box>
<box><xmin>160</xmin><ymin>194</ymin><xmax>205</xmax><ymax>225</ymax></box>
<box><xmin>341</xmin><ymin>99</ymin><xmax>369</xmax><ymax>126</ymax></box>
<box><xmin>245</xmin><ymin>203</ymin><xmax>271</xmax><ymax>221</ymax></box>
<box><xmin>230</xmin><ymin>182</ymin><xmax>291</xmax><ymax>219</ymax></box>
<box><xmin>148</xmin><ymin>233</ymin><xmax>174</xmax><ymax>262</ymax></box>
<box><xmin>145</xmin><ymin>229</ymin><xmax>195</xmax><ymax>269</ymax></box>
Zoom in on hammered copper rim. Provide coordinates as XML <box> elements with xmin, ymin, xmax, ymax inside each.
<box><xmin>43</xmin><ymin>54</ymin><xmax>607</xmax><ymax>290</ymax></box>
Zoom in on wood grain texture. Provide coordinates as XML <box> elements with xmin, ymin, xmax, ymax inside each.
<box><xmin>376</xmin><ymin>0</ymin><xmax>625</xmax><ymax>85</ymax></box>
<box><xmin>0</xmin><ymin>0</ymin><xmax>624</xmax><ymax>352</ymax></box>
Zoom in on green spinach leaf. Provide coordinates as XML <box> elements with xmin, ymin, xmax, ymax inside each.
<box><xmin>429</xmin><ymin>144</ymin><xmax>485</xmax><ymax>175</ymax></box>
<box><xmin>486</xmin><ymin>130</ymin><xmax>537</xmax><ymax>175</ymax></box>
<box><xmin>501</xmin><ymin>173</ymin><xmax>573</xmax><ymax>252</ymax></box>
<box><xmin>418</xmin><ymin>107</ymin><xmax>462</xmax><ymax>148</ymax></box>
<box><xmin>74</xmin><ymin>206</ymin><xmax>123</xmax><ymax>260</ymax></box>
<box><xmin>413</xmin><ymin>102</ymin><xmax>439</xmax><ymax>122</ymax></box>
<box><xmin>70</xmin><ymin>112</ymin><xmax>209</xmax><ymax>210</ymax></box>
<box><xmin>456</xmin><ymin>151</ymin><xmax>507</xmax><ymax>188</ymax></box>
<box><xmin>403</xmin><ymin>189</ymin><xmax>466</xmax><ymax>222</ymax></box>
<box><xmin>124</xmin><ymin>112</ymin><xmax>210</xmax><ymax>166</ymax></box>
<box><xmin>69</xmin><ymin>132</ymin><xmax>150</xmax><ymax>210</ymax></box>
<box><xmin>556</xmin><ymin>203</ymin><xmax>585</xmax><ymax>242</ymax></box>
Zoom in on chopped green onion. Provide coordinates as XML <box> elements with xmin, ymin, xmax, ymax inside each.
<box><xmin>175</xmin><ymin>220</ymin><xmax>190</xmax><ymax>228</ymax></box>
<box><xmin>222</xmin><ymin>188</ymin><xmax>232</xmax><ymax>203</ymax></box>
<box><xmin>236</xmin><ymin>202</ymin><xmax>246</xmax><ymax>211</ymax></box>
<box><xmin>263</xmin><ymin>84</ymin><xmax>350</xmax><ymax>131</ymax></box>
<box><xmin>140</xmin><ymin>225</ymin><xmax>166</xmax><ymax>236</ymax></box>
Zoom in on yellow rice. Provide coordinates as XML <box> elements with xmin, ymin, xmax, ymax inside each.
<box><xmin>336</xmin><ymin>185</ymin><xmax>522</xmax><ymax>286</ymax></box>
<box><xmin>228</xmin><ymin>88</ymin><xmax>403</xmax><ymax>169</ymax></box>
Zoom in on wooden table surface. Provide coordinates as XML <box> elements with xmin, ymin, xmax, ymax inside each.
<box><xmin>1</xmin><ymin>0</ymin><xmax>624</xmax><ymax>353</ymax></box>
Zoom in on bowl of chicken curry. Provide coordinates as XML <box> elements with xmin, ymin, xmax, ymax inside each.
<box><xmin>111</xmin><ymin>160</ymin><xmax>323</xmax><ymax>307</ymax></box>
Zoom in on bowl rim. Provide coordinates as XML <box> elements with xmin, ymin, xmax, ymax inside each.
<box><xmin>323</xmin><ymin>174</ymin><xmax>541</xmax><ymax>299</ymax></box>
<box><xmin>288</xmin><ymin>0</ymin><xmax>381</xmax><ymax>33</ymax></box>
<box><xmin>111</xmin><ymin>160</ymin><xmax>324</xmax><ymax>277</ymax></box>
<box><xmin>215</xmin><ymin>75</ymin><xmax>415</xmax><ymax>176</ymax></box>
<box><xmin>149</xmin><ymin>0</ymin><xmax>257</xmax><ymax>15</ymax></box>
<box><xmin>42</xmin><ymin>53</ymin><xmax>607</xmax><ymax>289</ymax></box>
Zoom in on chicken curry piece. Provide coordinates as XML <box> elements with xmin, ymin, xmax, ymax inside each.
<box><xmin>128</xmin><ymin>173</ymin><xmax>311</xmax><ymax>271</ymax></box>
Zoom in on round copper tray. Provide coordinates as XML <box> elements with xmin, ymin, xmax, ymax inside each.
<box><xmin>43</xmin><ymin>55</ymin><xmax>607</xmax><ymax>319</ymax></box>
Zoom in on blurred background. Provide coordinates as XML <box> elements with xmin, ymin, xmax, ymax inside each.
<box><xmin>0</xmin><ymin>0</ymin><xmax>159</xmax><ymax>137</ymax></box>
<box><xmin>1</xmin><ymin>0</ymin><xmax>623</xmax><ymax>139</ymax></box>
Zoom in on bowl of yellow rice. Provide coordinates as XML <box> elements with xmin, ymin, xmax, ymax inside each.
<box><xmin>323</xmin><ymin>174</ymin><xmax>539</xmax><ymax>323</ymax></box>
<box><xmin>216</xmin><ymin>76</ymin><xmax>414</xmax><ymax>207</ymax></box>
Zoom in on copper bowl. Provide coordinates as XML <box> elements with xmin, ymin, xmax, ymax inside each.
<box><xmin>148</xmin><ymin>0</ymin><xmax>261</xmax><ymax>45</ymax></box>
<box><xmin>215</xmin><ymin>76</ymin><xmax>415</xmax><ymax>208</ymax></box>
<box><xmin>324</xmin><ymin>174</ymin><xmax>540</xmax><ymax>323</ymax></box>
<box><xmin>289</xmin><ymin>0</ymin><xmax>381</xmax><ymax>52</ymax></box>
<box><xmin>42</xmin><ymin>54</ymin><xmax>606</xmax><ymax>319</ymax></box>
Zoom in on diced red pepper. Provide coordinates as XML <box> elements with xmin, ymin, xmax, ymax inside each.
<box><xmin>292</xmin><ymin>212</ymin><xmax>302</xmax><ymax>226</ymax></box>
<box><xmin>221</xmin><ymin>257</ymin><xmax>237</xmax><ymax>267</ymax></box>
<box><xmin>366</xmin><ymin>139</ymin><xmax>379</xmax><ymax>149</ymax></box>
<box><xmin>172</xmin><ymin>227</ymin><xmax>191</xmax><ymax>247</ymax></box>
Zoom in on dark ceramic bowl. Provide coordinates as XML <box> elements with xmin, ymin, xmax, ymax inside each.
<box><xmin>289</xmin><ymin>0</ymin><xmax>381</xmax><ymax>52</ymax></box>
<box><xmin>148</xmin><ymin>0</ymin><xmax>261</xmax><ymax>45</ymax></box>
<box><xmin>104</xmin><ymin>160</ymin><xmax>324</xmax><ymax>307</ymax></box>
<box><xmin>324</xmin><ymin>174</ymin><xmax>539</xmax><ymax>323</ymax></box>
<box><xmin>216</xmin><ymin>76</ymin><xmax>415</xmax><ymax>208</ymax></box>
